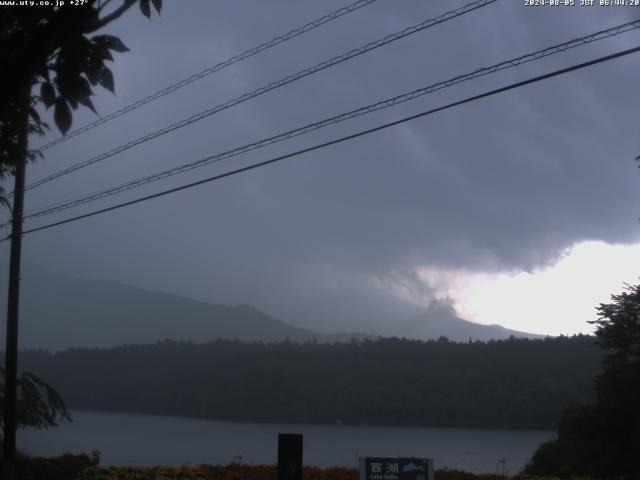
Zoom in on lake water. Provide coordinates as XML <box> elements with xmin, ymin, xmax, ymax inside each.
<box><xmin>19</xmin><ymin>411</ymin><xmax>553</xmax><ymax>474</ymax></box>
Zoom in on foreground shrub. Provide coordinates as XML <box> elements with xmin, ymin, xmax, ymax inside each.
<box><xmin>77</xmin><ymin>464</ymin><xmax>360</xmax><ymax>480</ymax></box>
<box><xmin>72</xmin><ymin>464</ymin><xmax>618</xmax><ymax>480</ymax></box>
<box><xmin>436</xmin><ymin>470</ymin><xmax>509</xmax><ymax>480</ymax></box>
<box><xmin>78</xmin><ymin>465</ymin><xmax>206</xmax><ymax>480</ymax></box>
<box><xmin>15</xmin><ymin>453</ymin><xmax>93</xmax><ymax>480</ymax></box>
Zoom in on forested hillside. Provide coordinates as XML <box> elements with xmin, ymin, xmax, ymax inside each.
<box><xmin>18</xmin><ymin>335</ymin><xmax>599</xmax><ymax>429</ymax></box>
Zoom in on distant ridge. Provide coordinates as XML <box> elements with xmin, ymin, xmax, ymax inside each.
<box><xmin>0</xmin><ymin>265</ymin><xmax>373</xmax><ymax>351</ymax></box>
<box><xmin>0</xmin><ymin>265</ymin><xmax>543</xmax><ymax>350</ymax></box>
<box><xmin>393</xmin><ymin>300</ymin><xmax>544</xmax><ymax>342</ymax></box>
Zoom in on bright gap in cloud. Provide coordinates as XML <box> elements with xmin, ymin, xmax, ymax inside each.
<box><xmin>416</xmin><ymin>241</ymin><xmax>640</xmax><ymax>336</ymax></box>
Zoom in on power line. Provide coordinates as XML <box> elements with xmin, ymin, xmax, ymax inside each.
<box><xmin>9</xmin><ymin>44</ymin><xmax>639</xmax><ymax>240</ymax></box>
<box><xmin>19</xmin><ymin>0</ymin><xmax>498</xmax><ymax>195</ymax></box>
<box><xmin>20</xmin><ymin>19</ymin><xmax>640</xmax><ymax>221</ymax></box>
<box><xmin>34</xmin><ymin>0</ymin><xmax>381</xmax><ymax>152</ymax></box>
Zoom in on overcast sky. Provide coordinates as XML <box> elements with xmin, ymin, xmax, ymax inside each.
<box><xmin>2</xmin><ymin>0</ymin><xmax>639</xmax><ymax>337</ymax></box>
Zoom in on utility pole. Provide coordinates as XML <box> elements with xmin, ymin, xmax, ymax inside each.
<box><xmin>3</xmin><ymin>94</ymin><xmax>29</xmax><ymax>480</ymax></box>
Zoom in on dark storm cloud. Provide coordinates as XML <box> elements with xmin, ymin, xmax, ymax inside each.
<box><xmin>3</xmin><ymin>0</ymin><xmax>640</xmax><ymax>334</ymax></box>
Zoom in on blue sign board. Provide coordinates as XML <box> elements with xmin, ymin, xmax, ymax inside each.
<box><xmin>359</xmin><ymin>457</ymin><xmax>434</xmax><ymax>480</ymax></box>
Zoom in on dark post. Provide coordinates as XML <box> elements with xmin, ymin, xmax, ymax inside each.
<box><xmin>278</xmin><ymin>433</ymin><xmax>303</xmax><ymax>480</ymax></box>
<box><xmin>2</xmin><ymin>95</ymin><xmax>28</xmax><ymax>480</ymax></box>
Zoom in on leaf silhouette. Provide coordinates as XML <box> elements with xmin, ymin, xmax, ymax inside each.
<box><xmin>78</xmin><ymin>95</ymin><xmax>98</xmax><ymax>115</ymax></box>
<box><xmin>53</xmin><ymin>97</ymin><xmax>72</xmax><ymax>135</ymax></box>
<box><xmin>28</xmin><ymin>107</ymin><xmax>41</xmax><ymax>124</ymax></box>
<box><xmin>96</xmin><ymin>66</ymin><xmax>115</xmax><ymax>93</ymax></box>
<box><xmin>92</xmin><ymin>34</ymin><xmax>130</xmax><ymax>53</ymax></box>
<box><xmin>40</xmin><ymin>82</ymin><xmax>55</xmax><ymax>109</ymax></box>
<box><xmin>140</xmin><ymin>0</ymin><xmax>151</xmax><ymax>18</ymax></box>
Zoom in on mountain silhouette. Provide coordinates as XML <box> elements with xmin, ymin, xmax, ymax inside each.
<box><xmin>0</xmin><ymin>265</ymin><xmax>542</xmax><ymax>350</ymax></box>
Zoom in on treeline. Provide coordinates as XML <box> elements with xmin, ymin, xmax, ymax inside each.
<box><xmin>17</xmin><ymin>335</ymin><xmax>599</xmax><ymax>429</ymax></box>
<box><xmin>525</xmin><ymin>285</ymin><xmax>640</xmax><ymax>477</ymax></box>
